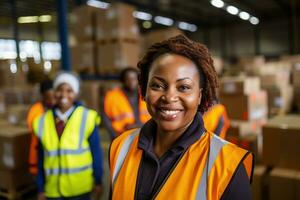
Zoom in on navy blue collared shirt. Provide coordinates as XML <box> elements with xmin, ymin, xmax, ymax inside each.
<box><xmin>135</xmin><ymin>112</ymin><xmax>252</xmax><ymax>200</ymax></box>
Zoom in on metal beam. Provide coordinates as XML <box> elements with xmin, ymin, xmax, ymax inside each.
<box><xmin>57</xmin><ymin>0</ymin><xmax>71</xmax><ymax>71</ymax></box>
<box><xmin>10</xmin><ymin>0</ymin><xmax>20</xmax><ymax>60</ymax></box>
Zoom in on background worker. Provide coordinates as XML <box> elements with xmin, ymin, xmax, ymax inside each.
<box><xmin>102</xmin><ymin>67</ymin><xmax>151</xmax><ymax>139</ymax></box>
<box><xmin>33</xmin><ymin>72</ymin><xmax>103</xmax><ymax>200</ymax></box>
<box><xmin>109</xmin><ymin>35</ymin><xmax>253</xmax><ymax>200</ymax></box>
<box><xmin>27</xmin><ymin>80</ymin><xmax>55</xmax><ymax>175</ymax></box>
<box><xmin>203</xmin><ymin>101</ymin><xmax>230</xmax><ymax>139</ymax></box>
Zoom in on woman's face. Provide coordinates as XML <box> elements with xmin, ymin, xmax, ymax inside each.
<box><xmin>54</xmin><ymin>83</ymin><xmax>77</xmax><ymax>111</ymax></box>
<box><xmin>145</xmin><ymin>54</ymin><xmax>202</xmax><ymax>134</ymax></box>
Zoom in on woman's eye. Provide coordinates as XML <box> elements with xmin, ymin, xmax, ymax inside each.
<box><xmin>178</xmin><ymin>85</ymin><xmax>191</xmax><ymax>91</ymax></box>
<box><xmin>150</xmin><ymin>83</ymin><xmax>163</xmax><ymax>90</ymax></box>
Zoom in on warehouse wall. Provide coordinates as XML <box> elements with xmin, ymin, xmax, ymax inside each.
<box><xmin>191</xmin><ymin>18</ymin><xmax>300</xmax><ymax>58</ymax></box>
<box><xmin>0</xmin><ymin>24</ymin><xmax>58</xmax><ymax>41</ymax></box>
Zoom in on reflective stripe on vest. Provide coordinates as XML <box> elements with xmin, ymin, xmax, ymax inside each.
<box><xmin>110</xmin><ymin>129</ymin><xmax>252</xmax><ymax>200</ymax></box>
<box><xmin>45</xmin><ymin>164</ymin><xmax>92</xmax><ymax>176</ymax></box>
<box><xmin>196</xmin><ymin>134</ymin><xmax>229</xmax><ymax>200</ymax></box>
<box><xmin>38</xmin><ymin>108</ymin><xmax>89</xmax><ymax>156</ymax></box>
<box><xmin>112</xmin><ymin>129</ymin><xmax>140</xmax><ymax>188</ymax></box>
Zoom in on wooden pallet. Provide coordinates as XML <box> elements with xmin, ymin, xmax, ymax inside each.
<box><xmin>0</xmin><ymin>184</ymin><xmax>36</xmax><ymax>200</ymax></box>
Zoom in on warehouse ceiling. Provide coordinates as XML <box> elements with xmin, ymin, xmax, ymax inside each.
<box><xmin>0</xmin><ymin>0</ymin><xmax>299</xmax><ymax>29</ymax></box>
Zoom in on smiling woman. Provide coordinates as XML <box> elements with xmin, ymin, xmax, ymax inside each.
<box><xmin>109</xmin><ymin>35</ymin><xmax>254</xmax><ymax>200</ymax></box>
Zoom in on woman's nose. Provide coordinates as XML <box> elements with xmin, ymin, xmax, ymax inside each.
<box><xmin>161</xmin><ymin>88</ymin><xmax>178</xmax><ymax>102</ymax></box>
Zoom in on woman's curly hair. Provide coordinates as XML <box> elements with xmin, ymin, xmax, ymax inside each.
<box><xmin>137</xmin><ymin>34</ymin><xmax>219</xmax><ymax>113</ymax></box>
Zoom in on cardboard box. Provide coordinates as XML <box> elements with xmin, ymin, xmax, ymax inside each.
<box><xmin>0</xmin><ymin>167</ymin><xmax>34</xmax><ymax>190</ymax></box>
<box><xmin>71</xmin><ymin>5</ymin><xmax>99</xmax><ymax>42</ymax></box>
<box><xmin>293</xmin><ymin>85</ymin><xmax>300</xmax><ymax>112</ymax></box>
<box><xmin>252</xmin><ymin>165</ymin><xmax>267</xmax><ymax>200</ymax></box>
<box><xmin>229</xmin><ymin>120</ymin><xmax>263</xmax><ymax>137</ymax></box>
<box><xmin>142</xmin><ymin>28</ymin><xmax>183</xmax><ymax>50</ymax></box>
<box><xmin>0</xmin><ymin>60</ymin><xmax>27</xmax><ymax>88</ymax></box>
<box><xmin>269</xmin><ymin>168</ymin><xmax>300</xmax><ymax>200</ymax></box>
<box><xmin>97</xmin><ymin>41</ymin><xmax>140</xmax><ymax>73</ymax></box>
<box><xmin>0</xmin><ymin>126</ymin><xmax>30</xmax><ymax>169</ymax></box>
<box><xmin>263</xmin><ymin>115</ymin><xmax>300</xmax><ymax>169</ymax></box>
<box><xmin>0</xmin><ymin>87</ymin><xmax>39</xmax><ymax>105</ymax></box>
<box><xmin>237</xmin><ymin>56</ymin><xmax>265</xmax><ymax>75</ymax></box>
<box><xmin>0</xmin><ymin>93</ymin><xmax>5</xmax><ymax>116</ymax></box>
<box><xmin>6</xmin><ymin>105</ymin><xmax>30</xmax><ymax>126</ymax></box>
<box><xmin>265</xmin><ymin>85</ymin><xmax>293</xmax><ymax>116</ymax></box>
<box><xmin>96</xmin><ymin>3</ymin><xmax>139</xmax><ymax>41</ymax></box>
<box><xmin>220</xmin><ymin>76</ymin><xmax>261</xmax><ymax>95</ymax></box>
<box><xmin>80</xmin><ymin>81</ymin><xmax>102</xmax><ymax>113</ymax></box>
<box><xmin>292</xmin><ymin>63</ymin><xmax>300</xmax><ymax>87</ymax></box>
<box><xmin>71</xmin><ymin>42</ymin><xmax>96</xmax><ymax>74</ymax></box>
<box><xmin>220</xmin><ymin>90</ymin><xmax>268</xmax><ymax>121</ymax></box>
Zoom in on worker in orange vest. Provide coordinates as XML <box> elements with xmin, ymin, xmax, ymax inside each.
<box><xmin>109</xmin><ymin>35</ymin><xmax>253</xmax><ymax>200</ymax></box>
<box><xmin>26</xmin><ymin>80</ymin><xmax>55</xmax><ymax>175</ymax></box>
<box><xmin>102</xmin><ymin>67</ymin><xmax>151</xmax><ymax>139</ymax></box>
<box><xmin>203</xmin><ymin>101</ymin><xmax>230</xmax><ymax>139</ymax></box>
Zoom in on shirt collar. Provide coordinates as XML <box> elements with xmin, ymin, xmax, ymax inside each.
<box><xmin>138</xmin><ymin>112</ymin><xmax>206</xmax><ymax>153</ymax></box>
<box><xmin>54</xmin><ymin>106</ymin><xmax>75</xmax><ymax>122</ymax></box>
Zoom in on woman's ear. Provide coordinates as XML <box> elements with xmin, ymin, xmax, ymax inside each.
<box><xmin>198</xmin><ymin>88</ymin><xmax>203</xmax><ymax>105</ymax></box>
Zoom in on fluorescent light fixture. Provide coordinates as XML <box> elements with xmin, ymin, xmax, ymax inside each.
<box><xmin>239</xmin><ymin>11</ymin><xmax>250</xmax><ymax>20</ymax></box>
<box><xmin>210</xmin><ymin>0</ymin><xmax>224</xmax><ymax>8</ymax></box>
<box><xmin>133</xmin><ymin>11</ymin><xmax>152</xmax><ymax>21</ymax></box>
<box><xmin>39</xmin><ymin>15</ymin><xmax>52</xmax><ymax>22</ymax></box>
<box><xmin>226</xmin><ymin>5</ymin><xmax>239</xmax><ymax>15</ymax></box>
<box><xmin>154</xmin><ymin>16</ymin><xmax>174</xmax><ymax>26</ymax></box>
<box><xmin>143</xmin><ymin>21</ymin><xmax>152</xmax><ymax>29</ymax></box>
<box><xmin>18</xmin><ymin>16</ymin><xmax>38</xmax><ymax>23</ymax></box>
<box><xmin>10</xmin><ymin>63</ymin><xmax>17</xmax><ymax>74</ymax></box>
<box><xmin>250</xmin><ymin>16</ymin><xmax>259</xmax><ymax>25</ymax></box>
<box><xmin>178</xmin><ymin>22</ymin><xmax>197</xmax><ymax>32</ymax></box>
<box><xmin>87</xmin><ymin>0</ymin><xmax>110</xmax><ymax>9</ymax></box>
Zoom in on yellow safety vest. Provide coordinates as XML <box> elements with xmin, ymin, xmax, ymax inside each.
<box><xmin>104</xmin><ymin>88</ymin><xmax>151</xmax><ymax>135</ymax></box>
<box><xmin>33</xmin><ymin>106</ymin><xmax>100</xmax><ymax>198</ymax></box>
<box><xmin>110</xmin><ymin>129</ymin><xmax>253</xmax><ymax>200</ymax></box>
<box><xmin>203</xmin><ymin>104</ymin><xmax>230</xmax><ymax>139</ymax></box>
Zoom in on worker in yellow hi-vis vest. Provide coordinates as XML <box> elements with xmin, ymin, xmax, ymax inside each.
<box><xmin>33</xmin><ymin>72</ymin><xmax>103</xmax><ymax>200</ymax></box>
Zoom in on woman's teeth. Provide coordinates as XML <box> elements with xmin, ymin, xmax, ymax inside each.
<box><xmin>61</xmin><ymin>98</ymin><xmax>68</xmax><ymax>104</ymax></box>
<box><xmin>161</xmin><ymin>110</ymin><xmax>180</xmax><ymax>115</ymax></box>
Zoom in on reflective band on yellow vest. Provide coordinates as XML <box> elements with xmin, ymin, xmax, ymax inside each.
<box><xmin>104</xmin><ymin>88</ymin><xmax>151</xmax><ymax>135</ymax></box>
<box><xmin>33</xmin><ymin>106</ymin><xmax>99</xmax><ymax>198</ymax></box>
<box><xmin>110</xmin><ymin>129</ymin><xmax>253</xmax><ymax>200</ymax></box>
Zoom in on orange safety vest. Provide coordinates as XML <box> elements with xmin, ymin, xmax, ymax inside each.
<box><xmin>203</xmin><ymin>104</ymin><xmax>230</xmax><ymax>139</ymax></box>
<box><xmin>104</xmin><ymin>88</ymin><xmax>151</xmax><ymax>135</ymax></box>
<box><xmin>26</xmin><ymin>102</ymin><xmax>45</xmax><ymax>175</ymax></box>
<box><xmin>110</xmin><ymin>129</ymin><xmax>253</xmax><ymax>200</ymax></box>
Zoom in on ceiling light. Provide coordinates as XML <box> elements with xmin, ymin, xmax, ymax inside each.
<box><xmin>226</xmin><ymin>6</ymin><xmax>239</xmax><ymax>15</ymax></box>
<box><xmin>39</xmin><ymin>15</ymin><xmax>52</xmax><ymax>22</ymax></box>
<box><xmin>10</xmin><ymin>63</ymin><xmax>17</xmax><ymax>74</ymax></box>
<box><xmin>250</xmin><ymin>16</ymin><xmax>259</xmax><ymax>25</ymax></box>
<box><xmin>18</xmin><ymin>16</ymin><xmax>38</xmax><ymax>23</ymax></box>
<box><xmin>133</xmin><ymin>11</ymin><xmax>152</xmax><ymax>21</ymax></box>
<box><xmin>210</xmin><ymin>0</ymin><xmax>224</xmax><ymax>8</ymax></box>
<box><xmin>178</xmin><ymin>22</ymin><xmax>197</xmax><ymax>32</ymax></box>
<box><xmin>154</xmin><ymin>16</ymin><xmax>174</xmax><ymax>26</ymax></box>
<box><xmin>239</xmin><ymin>12</ymin><xmax>250</xmax><ymax>20</ymax></box>
<box><xmin>142</xmin><ymin>21</ymin><xmax>152</xmax><ymax>29</ymax></box>
<box><xmin>87</xmin><ymin>0</ymin><xmax>110</xmax><ymax>9</ymax></box>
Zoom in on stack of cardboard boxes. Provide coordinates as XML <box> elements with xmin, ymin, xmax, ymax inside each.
<box><xmin>292</xmin><ymin>63</ymin><xmax>300</xmax><ymax>111</ymax></box>
<box><xmin>71</xmin><ymin>3</ymin><xmax>140</xmax><ymax>75</ymax></box>
<box><xmin>261</xmin><ymin>115</ymin><xmax>300</xmax><ymax>200</ymax></box>
<box><xmin>220</xmin><ymin>76</ymin><xmax>267</xmax><ymax>161</ymax></box>
<box><xmin>0</xmin><ymin>122</ymin><xmax>33</xmax><ymax>198</ymax></box>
